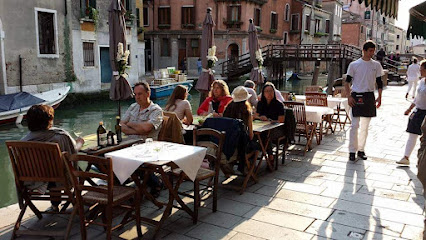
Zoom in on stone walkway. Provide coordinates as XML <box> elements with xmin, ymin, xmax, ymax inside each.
<box><xmin>0</xmin><ymin>84</ymin><xmax>424</xmax><ymax>239</ymax></box>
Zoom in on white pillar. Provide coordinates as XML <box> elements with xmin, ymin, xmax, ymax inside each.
<box><xmin>0</xmin><ymin>18</ymin><xmax>7</xmax><ymax>94</ymax></box>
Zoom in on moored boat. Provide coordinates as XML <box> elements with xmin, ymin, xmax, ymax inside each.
<box><xmin>150</xmin><ymin>80</ymin><xmax>194</xmax><ymax>99</ymax></box>
<box><xmin>0</xmin><ymin>86</ymin><xmax>71</xmax><ymax>125</ymax></box>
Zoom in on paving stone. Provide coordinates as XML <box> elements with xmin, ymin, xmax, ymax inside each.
<box><xmin>358</xmin><ymin>185</ymin><xmax>410</xmax><ymax>201</ymax></box>
<box><xmin>366</xmin><ymin>173</ymin><xmax>410</xmax><ymax>185</ymax></box>
<box><xmin>274</xmin><ymin>189</ymin><xmax>335</xmax><ymax>208</ymax></box>
<box><xmin>400</xmin><ymin>224</ymin><xmax>424</xmax><ymax>240</ymax></box>
<box><xmin>185</xmin><ymin>223</ymin><xmax>237</xmax><ymax>240</ymax></box>
<box><xmin>266</xmin><ymin>197</ymin><xmax>334</xmax><ymax>220</ymax></box>
<box><xmin>283</xmin><ymin>181</ymin><xmax>326</xmax><ymax>195</ymax></box>
<box><xmin>243</xmin><ymin>207</ymin><xmax>315</xmax><ymax>231</ymax></box>
<box><xmin>362</xmin><ymin>231</ymin><xmax>407</xmax><ymax>240</ymax></box>
<box><xmin>232</xmin><ymin>219</ymin><xmax>313</xmax><ymax>240</ymax></box>
<box><xmin>222</xmin><ymin>191</ymin><xmax>273</xmax><ymax>207</ymax></box>
<box><xmin>305</xmin><ymin>219</ymin><xmax>367</xmax><ymax>240</ymax></box>
<box><xmin>198</xmin><ymin>211</ymin><xmax>244</xmax><ymax>228</ymax></box>
<box><xmin>206</xmin><ymin>198</ymin><xmax>255</xmax><ymax>217</ymax></box>
<box><xmin>372</xmin><ymin>181</ymin><xmax>395</xmax><ymax>190</ymax></box>
<box><xmin>301</xmin><ymin>171</ymin><xmax>340</xmax><ymax>181</ymax></box>
<box><xmin>162</xmin><ymin>232</ymin><xmax>198</xmax><ymax>240</ymax></box>
<box><xmin>327</xmin><ymin>210</ymin><xmax>404</xmax><ymax>237</ymax></box>
<box><xmin>296</xmin><ymin>176</ymin><xmax>326</xmax><ymax>186</ymax></box>
<box><xmin>332</xmin><ymin>200</ymin><xmax>424</xmax><ymax>227</ymax></box>
<box><xmin>229</xmin><ymin>232</ymin><xmax>267</xmax><ymax>240</ymax></box>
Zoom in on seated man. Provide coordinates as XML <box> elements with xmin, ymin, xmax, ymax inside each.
<box><xmin>22</xmin><ymin>104</ymin><xmax>84</xmax><ymax>211</ymax></box>
<box><xmin>121</xmin><ymin>82</ymin><xmax>163</xmax><ymax>140</ymax></box>
<box><xmin>121</xmin><ymin>82</ymin><xmax>164</xmax><ymax>197</ymax></box>
<box><xmin>244</xmin><ymin>80</ymin><xmax>258</xmax><ymax>108</ymax></box>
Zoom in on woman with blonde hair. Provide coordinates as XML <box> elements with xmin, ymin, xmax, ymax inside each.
<box><xmin>164</xmin><ymin>85</ymin><xmax>193</xmax><ymax>125</ymax></box>
<box><xmin>197</xmin><ymin>80</ymin><xmax>233</xmax><ymax>116</ymax></box>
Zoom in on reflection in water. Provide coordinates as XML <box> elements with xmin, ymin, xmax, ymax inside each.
<box><xmin>0</xmin><ymin>76</ymin><xmax>327</xmax><ymax>208</ymax></box>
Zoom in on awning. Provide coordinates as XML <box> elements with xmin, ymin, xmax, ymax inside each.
<box><xmin>358</xmin><ymin>0</ymin><xmax>399</xmax><ymax>18</ymax></box>
<box><xmin>407</xmin><ymin>1</ymin><xmax>426</xmax><ymax>39</ymax></box>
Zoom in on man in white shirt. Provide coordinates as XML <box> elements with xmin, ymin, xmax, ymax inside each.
<box><xmin>406</xmin><ymin>58</ymin><xmax>421</xmax><ymax>99</ymax></box>
<box><xmin>345</xmin><ymin>41</ymin><xmax>384</xmax><ymax>161</ymax></box>
<box><xmin>121</xmin><ymin>82</ymin><xmax>163</xmax><ymax>140</ymax></box>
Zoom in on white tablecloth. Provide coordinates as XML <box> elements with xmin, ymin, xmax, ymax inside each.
<box><xmin>105</xmin><ymin>142</ymin><xmax>207</xmax><ymax>184</ymax></box>
<box><xmin>305</xmin><ymin>106</ymin><xmax>335</xmax><ymax>123</ymax></box>
<box><xmin>296</xmin><ymin>95</ymin><xmax>349</xmax><ymax>112</ymax></box>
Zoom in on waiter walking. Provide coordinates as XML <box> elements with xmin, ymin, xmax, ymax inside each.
<box><xmin>345</xmin><ymin>41</ymin><xmax>384</xmax><ymax>161</ymax></box>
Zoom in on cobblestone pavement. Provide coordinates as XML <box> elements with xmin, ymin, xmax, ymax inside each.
<box><xmin>0</xmin><ymin>85</ymin><xmax>424</xmax><ymax>239</ymax></box>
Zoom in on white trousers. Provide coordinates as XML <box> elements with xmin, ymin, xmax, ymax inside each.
<box><xmin>407</xmin><ymin>80</ymin><xmax>418</xmax><ymax>98</ymax></box>
<box><xmin>404</xmin><ymin>133</ymin><xmax>419</xmax><ymax>158</ymax></box>
<box><xmin>349</xmin><ymin>114</ymin><xmax>372</xmax><ymax>153</ymax></box>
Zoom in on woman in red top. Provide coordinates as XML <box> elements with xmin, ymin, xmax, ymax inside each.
<box><xmin>197</xmin><ymin>80</ymin><xmax>233</xmax><ymax>116</ymax></box>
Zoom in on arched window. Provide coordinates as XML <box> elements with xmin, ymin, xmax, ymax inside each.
<box><xmin>285</xmin><ymin>4</ymin><xmax>290</xmax><ymax>21</ymax></box>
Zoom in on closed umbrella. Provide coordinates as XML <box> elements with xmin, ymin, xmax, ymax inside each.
<box><xmin>248</xmin><ymin>19</ymin><xmax>264</xmax><ymax>85</ymax></box>
<box><xmin>109</xmin><ymin>0</ymin><xmax>133</xmax><ymax>116</ymax></box>
<box><xmin>407</xmin><ymin>1</ymin><xmax>426</xmax><ymax>39</ymax></box>
<box><xmin>195</xmin><ymin>8</ymin><xmax>216</xmax><ymax>105</ymax></box>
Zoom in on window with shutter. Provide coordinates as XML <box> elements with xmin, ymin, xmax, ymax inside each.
<box><xmin>325</xmin><ymin>19</ymin><xmax>330</xmax><ymax>33</ymax></box>
<box><xmin>314</xmin><ymin>19</ymin><xmax>320</xmax><ymax>33</ymax></box>
<box><xmin>291</xmin><ymin>14</ymin><xmax>299</xmax><ymax>31</ymax></box>
<box><xmin>254</xmin><ymin>8</ymin><xmax>261</xmax><ymax>26</ymax></box>
<box><xmin>161</xmin><ymin>38</ymin><xmax>170</xmax><ymax>56</ymax></box>
<box><xmin>37</xmin><ymin>11</ymin><xmax>56</xmax><ymax>55</ymax></box>
<box><xmin>182</xmin><ymin>6</ymin><xmax>195</xmax><ymax>28</ymax></box>
<box><xmin>226</xmin><ymin>5</ymin><xmax>242</xmax><ymax>29</ymax></box>
<box><xmin>285</xmin><ymin>4</ymin><xmax>290</xmax><ymax>21</ymax></box>
<box><xmin>83</xmin><ymin>42</ymin><xmax>95</xmax><ymax>67</ymax></box>
<box><xmin>270</xmin><ymin>12</ymin><xmax>277</xmax><ymax>31</ymax></box>
<box><xmin>158</xmin><ymin>6</ymin><xmax>171</xmax><ymax>28</ymax></box>
<box><xmin>305</xmin><ymin>15</ymin><xmax>310</xmax><ymax>31</ymax></box>
<box><xmin>143</xmin><ymin>7</ymin><xmax>149</xmax><ymax>26</ymax></box>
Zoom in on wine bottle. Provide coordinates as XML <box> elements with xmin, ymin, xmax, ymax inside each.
<box><xmin>97</xmin><ymin>121</ymin><xmax>107</xmax><ymax>147</ymax></box>
<box><xmin>115</xmin><ymin>116</ymin><xmax>122</xmax><ymax>143</ymax></box>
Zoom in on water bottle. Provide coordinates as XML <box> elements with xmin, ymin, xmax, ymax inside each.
<box><xmin>97</xmin><ymin>121</ymin><xmax>107</xmax><ymax>147</ymax></box>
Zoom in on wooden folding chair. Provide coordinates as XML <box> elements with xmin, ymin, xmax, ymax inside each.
<box><xmin>283</xmin><ymin>102</ymin><xmax>315</xmax><ymax>154</ymax></box>
<box><xmin>333</xmin><ymin>86</ymin><xmax>351</xmax><ymax>130</ymax></box>
<box><xmin>5</xmin><ymin>141</ymin><xmax>75</xmax><ymax>239</ymax></box>
<box><xmin>63</xmin><ymin>154</ymin><xmax>142</xmax><ymax>240</ymax></box>
<box><xmin>305</xmin><ymin>92</ymin><xmax>334</xmax><ymax>142</ymax></box>
<box><xmin>172</xmin><ymin>128</ymin><xmax>225</xmax><ymax>223</ymax></box>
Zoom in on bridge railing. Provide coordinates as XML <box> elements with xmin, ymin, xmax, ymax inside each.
<box><xmin>220</xmin><ymin>44</ymin><xmax>362</xmax><ymax>76</ymax></box>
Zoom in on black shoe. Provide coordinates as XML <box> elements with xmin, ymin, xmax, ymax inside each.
<box><xmin>349</xmin><ymin>153</ymin><xmax>356</xmax><ymax>161</ymax></box>
<box><xmin>357</xmin><ymin>151</ymin><xmax>367</xmax><ymax>160</ymax></box>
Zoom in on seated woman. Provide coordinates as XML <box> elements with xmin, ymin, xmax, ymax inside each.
<box><xmin>22</xmin><ymin>104</ymin><xmax>84</xmax><ymax>211</ymax></box>
<box><xmin>197</xmin><ymin>80</ymin><xmax>233</xmax><ymax>117</ymax></box>
<box><xmin>164</xmin><ymin>85</ymin><xmax>193</xmax><ymax>125</ymax></box>
<box><xmin>254</xmin><ymin>82</ymin><xmax>285</xmax><ymax>162</ymax></box>
<box><xmin>223</xmin><ymin>86</ymin><xmax>258</xmax><ymax>174</ymax></box>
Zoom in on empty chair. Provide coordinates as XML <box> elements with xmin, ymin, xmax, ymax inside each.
<box><xmin>283</xmin><ymin>102</ymin><xmax>315</xmax><ymax>154</ymax></box>
<box><xmin>305</xmin><ymin>85</ymin><xmax>321</xmax><ymax>93</ymax></box>
<box><xmin>63</xmin><ymin>154</ymin><xmax>142</xmax><ymax>240</ymax></box>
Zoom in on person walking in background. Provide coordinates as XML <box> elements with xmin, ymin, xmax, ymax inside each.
<box><xmin>376</xmin><ymin>48</ymin><xmax>386</xmax><ymax>65</ymax></box>
<box><xmin>406</xmin><ymin>58</ymin><xmax>421</xmax><ymax>99</ymax></box>
<box><xmin>197</xmin><ymin>58</ymin><xmax>202</xmax><ymax>75</ymax></box>
<box><xmin>243</xmin><ymin>80</ymin><xmax>258</xmax><ymax>108</ymax></box>
<box><xmin>181</xmin><ymin>57</ymin><xmax>187</xmax><ymax>74</ymax></box>
<box><xmin>345</xmin><ymin>40</ymin><xmax>384</xmax><ymax>161</ymax></box>
<box><xmin>397</xmin><ymin>60</ymin><xmax>426</xmax><ymax>165</ymax></box>
<box><xmin>164</xmin><ymin>85</ymin><xmax>193</xmax><ymax>125</ymax></box>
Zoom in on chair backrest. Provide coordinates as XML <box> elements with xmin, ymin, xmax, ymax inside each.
<box><xmin>159</xmin><ymin>111</ymin><xmax>185</xmax><ymax>144</ymax></box>
<box><xmin>6</xmin><ymin>141</ymin><xmax>66</xmax><ymax>184</ymax></box>
<box><xmin>63</xmin><ymin>154</ymin><xmax>114</xmax><ymax>205</ymax></box>
<box><xmin>305</xmin><ymin>85</ymin><xmax>320</xmax><ymax>93</ymax></box>
<box><xmin>305</xmin><ymin>92</ymin><xmax>328</xmax><ymax>107</ymax></box>
<box><xmin>193</xmin><ymin>128</ymin><xmax>225</xmax><ymax>174</ymax></box>
<box><xmin>333</xmin><ymin>86</ymin><xmax>347</xmax><ymax>97</ymax></box>
<box><xmin>283</xmin><ymin>101</ymin><xmax>307</xmax><ymax>126</ymax></box>
<box><xmin>280</xmin><ymin>91</ymin><xmax>290</xmax><ymax>101</ymax></box>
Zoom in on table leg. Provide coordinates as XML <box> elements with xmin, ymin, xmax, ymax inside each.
<box><xmin>131</xmin><ymin>170</ymin><xmax>163</xmax><ymax>209</ymax></box>
<box><xmin>255</xmin><ymin>131</ymin><xmax>274</xmax><ymax>174</ymax></box>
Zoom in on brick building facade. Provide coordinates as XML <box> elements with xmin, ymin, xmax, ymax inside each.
<box><xmin>143</xmin><ymin>0</ymin><xmax>291</xmax><ymax>75</ymax></box>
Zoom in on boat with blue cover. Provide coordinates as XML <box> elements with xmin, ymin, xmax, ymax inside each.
<box><xmin>150</xmin><ymin>80</ymin><xmax>193</xmax><ymax>99</ymax></box>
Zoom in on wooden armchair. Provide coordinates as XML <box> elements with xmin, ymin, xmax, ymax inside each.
<box><xmin>305</xmin><ymin>85</ymin><xmax>321</xmax><ymax>93</ymax></box>
<box><xmin>173</xmin><ymin>128</ymin><xmax>225</xmax><ymax>223</ymax></box>
<box><xmin>63</xmin><ymin>154</ymin><xmax>142</xmax><ymax>240</ymax></box>
<box><xmin>283</xmin><ymin>102</ymin><xmax>315</xmax><ymax>154</ymax></box>
<box><xmin>5</xmin><ymin>141</ymin><xmax>75</xmax><ymax>239</ymax></box>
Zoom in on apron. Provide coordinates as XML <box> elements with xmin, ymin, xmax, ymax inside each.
<box><xmin>406</xmin><ymin>109</ymin><xmax>426</xmax><ymax>135</ymax></box>
<box><xmin>351</xmin><ymin>92</ymin><xmax>376</xmax><ymax>117</ymax></box>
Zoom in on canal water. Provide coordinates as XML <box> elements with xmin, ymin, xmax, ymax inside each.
<box><xmin>0</xmin><ymin>77</ymin><xmax>327</xmax><ymax>208</ymax></box>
